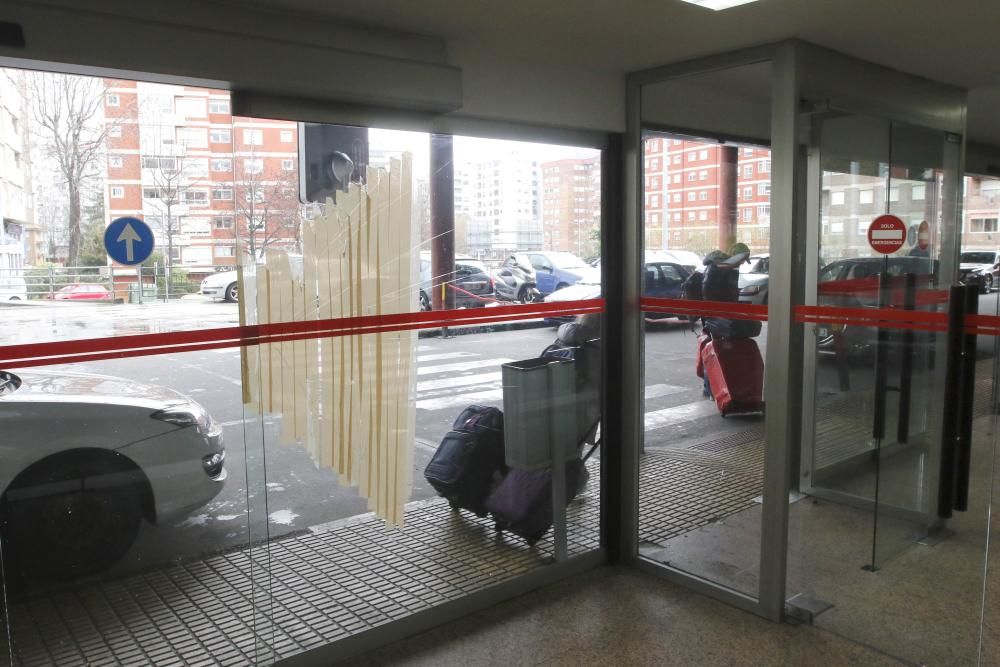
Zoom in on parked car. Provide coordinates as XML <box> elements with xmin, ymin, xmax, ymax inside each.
<box><xmin>0</xmin><ymin>275</ymin><xmax>28</xmax><ymax>301</ymax></box>
<box><xmin>959</xmin><ymin>250</ymin><xmax>999</xmax><ymax>293</ymax></box>
<box><xmin>44</xmin><ymin>283</ymin><xmax>112</xmax><ymax>301</ymax></box>
<box><xmin>493</xmin><ymin>253</ymin><xmax>541</xmax><ymax>303</ymax></box>
<box><xmin>738</xmin><ymin>254</ymin><xmax>770</xmax><ymax>304</ymax></box>
<box><xmin>0</xmin><ymin>368</ymin><xmax>226</xmax><ymax>579</ymax></box>
<box><xmin>201</xmin><ymin>270</ymin><xmax>239</xmax><ymax>302</ymax></box>
<box><xmin>814</xmin><ymin>256</ymin><xmax>939</xmax><ymax>357</ymax></box>
<box><xmin>543</xmin><ymin>260</ymin><xmax>691</xmax><ymax>324</ymax></box>
<box><xmin>418</xmin><ymin>252</ymin><xmax>494</xmax><ymax>310</ymax></box>
<box><xmin>523</xmin><ymin>251</ymin><xmax>600</xmax><ymax>296</ymax></box>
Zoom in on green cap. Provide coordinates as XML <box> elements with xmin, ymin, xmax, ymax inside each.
<box><xmin>728</xmin><ymin>242</ymin><xmax>750</xmax><ymax>256</ymax></box>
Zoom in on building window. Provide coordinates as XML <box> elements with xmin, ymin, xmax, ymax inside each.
<box><xmin>743</xmin><ymin>164</ymin><xmax>753</xmax><ymax>178</ymax></box>
<box><xmin>742</xmin><ymin>147</ymin><xmax>754</xmax><ymax>156</ymax></box>
<box><xmin>178</xmin><ymin>128</ymin><xmax>207</xmax><ymax>147</ymax></box>
<box><xmin>106</xmin><ymin>94</ymin><xmax>120</xmax><ymax>107</ymax></box>
<box><xmin>698</xmin><ymin>149</ymin><xmax>708</xmax><ymax>160</ymax></box>
<box><xmin>142</xmin><ymin>156</ymin><xmax>177</xmax><ymax>171</ymax></box>
<box><xmin>243</xmin><ymin>158</ymin><xmax>264</xmax><ymax>174</ymax></box>
<box><xmin>208</xmin><ymin>100</ymin><xmax>230</xmax><ymax>114</ymax></box>
<box><xmin>673</xmin><ymin>155</ymin><xmax>681</xmax><ymax>165</ymax></box>
<box><xmin>281</xmin><ymin>159</ymin><xmax>294</xmax><ymax>171</ymax></box>
<box><xmin>211</xmin><ymin>158</ymin><xmax>232</xmax><ymax>172</ymax></box>
<box><xmin>280</xmin><ymin>130</ymin><xmax>294</xmax><ymax>143</ymax></box>
<box><xmin>108</xmin><ymin>125</ymin><xmax>122</xmax><ymax>138</ymax></box>
<box><xmin>757</xmin><ymin>205</ymin><xmax>770</xmax><ymax>219</ymax></box>
<box><xmin>912</xmin><ymin>184</ymin><xmax>926</xmax><ymax>200</ymax></box>
<box><xmin>243</xmin><ymin>129</ymin><xmax>264</xmax><ymax>145</ymax></box>
<box><xmin>687</xmin><ymin>172</ymin><xmax>696</xmax><ymax>182</ymax></box>
<box><xmin>212</xmin><ymin>188</ymin><xmax>233</xmax><ymax>201</ymax></box>
<box><xmin>109</xmin><ymin>156</ymin><xmax>123</xmax><ymax>168</ymax></box>
<box><xmin>743</xmin><ymin>186</ymin><xmax>753</xmax><ymax>200</ymax></box>
<box><xmin>687</xmin><ymin>211</ymin><xmax>696</xmax><ymax>221</ymax></box>
<box><xmin>673</xmin><ymin>213</ymin><xmax>681</xmax><ymax>222</ymax></box>
<box><xmin>830</xmin><ymin>190</ymin><xmax>845</xmax><ymax>206</ymax></box>
<box><xmin>889</xmin><ymin>187</ymin><xmax>900</xmax><ymax>202</ymax></box>
<box><xmin>859</xmin><ymin>189</ymin><xmax>874</xmax><ymax>204</ymax></box>
<box><xmin>971</xmin><ymin>218</ymin><xmax>999</xmax><ymax>233</ymax></box>
<box><xmin>698</xmin><ymin>191</ymin><xmax>708</xmax><ymax>201</ymax></box>
<box><xmin>209</xmin><ymin>129</ymin><xmax>232</xmax><ymax>144</ymax></box>
<box><xmin>673</xmin><ymin>174</ymin><xmax>680</xmax><ymax>184</ymax></box>
<box><xmin>699</xmin><ymin>170</ymin><xmax>707</xmax><ymax>181</ymax></box>
<box><xmin>743</xmin><ymin>208</ymin><xmax>753</xmax><ymax>221</ymax></box>
<box><xmin>672</xmin><ymin>193</ymin><xmax>681</xmax><ymax>203</ymax></box>
<box><xmin>758</xmin><ymin>183</ymin><xmax>770</xmax><ymax>196</ymax></box>
<box><xmin>110</xmin><ymin>186</ymin><xmax>124</xmax><ymax>199</ymax></box>
<box><xmin>687</xmin><ymin>191</ymin><xmax>696</xmax><ymax>202</ymax></box>
<box><xmin>759</xmin><ymin>159</ymin><xmax>771</xmax><ymax>173</ymax></box>
<box><xmin>699</xmin><ymin>210</ymin><xmax>708</xmax><ymax>221</ymax></box>
<box><xmin>184</xmin><ymin>190</ymin><xmax>209</xmax><ymax>205</ymax></box>
<box><xmin>175</xmin><ymin>98</ymin><xmax>206</xmax><ymax>117</ymax></box>
<box><xmin>214</xmin><ymin>217</ymin><xmax>234</xmax><ymax>229</ymax></box>
<box><xmin>215</xmin><ymin>245</ymin><xmax>235</xmax><ymax>258</ymax></box>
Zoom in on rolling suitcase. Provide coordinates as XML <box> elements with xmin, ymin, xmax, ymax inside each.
<box><xmin>701</xmin><ymin>337</ymin><xmax>764</xmax><ymax>416</ymax></box>
<box><xmin>423</xmin><ymin>405</ymin><xmax>507</xmax><ymax>516</ymax></box>
<box><xmin>485</xmin><ymin>441</ymin><xmax>598</xmax><ymax>546</ymax></box>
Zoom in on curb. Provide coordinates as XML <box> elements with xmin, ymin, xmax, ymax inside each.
<box><xmin>417</xmin><ymin>318</ymin><xmax>554</xmax><ymax>338</ymax></box>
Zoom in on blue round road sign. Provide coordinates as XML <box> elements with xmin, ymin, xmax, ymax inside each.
<box><xmin>105</xmin><ymin>217</ymin><xmax>155</xmax><ymax>265</ymax></box>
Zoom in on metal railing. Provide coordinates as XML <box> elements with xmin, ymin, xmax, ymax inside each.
<box><xmin>0</xmin><ymin>264</ymin><xmax>231</xmax><ymax>303</ymax></box>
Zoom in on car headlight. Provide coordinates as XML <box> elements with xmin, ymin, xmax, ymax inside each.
<box><xmin>152</xmin><ymin>405</ymin><xmax>211</xmax><ymax>433</ymax></box>
<box><xmin>740</xmin><ymin>285</ymin><xmax>760</xmax><ymax>295</ymax></box>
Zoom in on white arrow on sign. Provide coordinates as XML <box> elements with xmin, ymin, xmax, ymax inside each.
<box><xmin>116</xmin><ymin>223</ymin><xmax>141</xmax><ymax>262</ymax></box>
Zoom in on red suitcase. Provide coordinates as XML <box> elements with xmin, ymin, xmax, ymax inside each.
<box><xmin>701</xmin><ymin>337</ymin><xmax>764</xmax><ymax>416</ymax></box>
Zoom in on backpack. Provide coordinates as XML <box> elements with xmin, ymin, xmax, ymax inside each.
<box><xmin>424</xmin><ymin>405</ymin><xmax>507</xmax><ymax>516</ymax></box>
<box><xmin>702</xmin><ymin>263</ymin><xmax>740</xmax><ymax>302</ymax></box>
<box><xmin>681</xmin><ymin>270</ymin><xmax>704</xmax><ymax>301</ymax></box>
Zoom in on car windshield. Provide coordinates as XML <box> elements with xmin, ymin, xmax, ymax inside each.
<box><xmin>550</xmin><ymin>252</ymin><xmax>588</xmax><ymax>269</ymax></box>
<box><xmin>962</xmin><ymin>252</ymin><xmax>996</xmax><ymax>264</ymax></box>
<box><xmin>739</xmin><ymin>257</ymin><xmax>768</xmax><ymax>275</ymax></box>
<box><xmin>456</xmin><ymin>260</ymin><xmax>487</xmax><ymax>275</ymax></box>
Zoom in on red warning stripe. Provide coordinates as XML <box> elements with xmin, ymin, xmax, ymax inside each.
<box><xmin>0</xmin><ymin>299</ymin><xmax>604</xmax><ymax>369</ymax></box>
<box><xmin>795</xmin><ymin>305</ymin><xmax>948</xmax><ymax>333</ymax></box>
<box><xmin>640</xmin><ymin>297</ymin><xmax>768</xmax><ymax>321</ymax></box>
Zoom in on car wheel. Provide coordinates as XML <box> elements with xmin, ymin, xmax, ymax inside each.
<box><xmin>985</xmin><ymin>275</ymin><xmax>994</xmax><ymax>294</ymax></box>
<box><xmin>518</xmin><ymin>286</ymin><xmax>541</xmax><ymax>303</ymax></box>
<box><xmin>419</xmin><ymin>290</ymin><xmax>431</xmax><ymax>311</ymax></box>
<box><xmin>2</xmin><ymin>455</ymin><xmax>143</xmax><ymax>580</ymax></box>
<box><xmin>224</xmin><ymin>282</ymin><xmax>238</xmax><ymax>303</ymax></box>
<box><xmin>9</xmin><ymin>296</ymin><xmax>20</xmax><ymax>301</ymax></box>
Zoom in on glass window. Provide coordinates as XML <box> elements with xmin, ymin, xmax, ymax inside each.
<box><xmin>210</xmin><ymin>129</ymin><xmax>232</xmax><ymax>143</ymax></box>
<box><xmin>830</xmin><ymin>190</ymin><xmax>845</xmax><ymax>206</ymax></box>
<box><xmin>110</xmin><ymin>186</ymin><xmax>124</xmax><ymax>198</ymax></box>
<box><xmin>280</xmin><ymin>130</ymin><xmax>293</xmax><ymax>143</ymax></box>
<box><xmin>212</xmin><ymin>188</ymin><xmax>233</xmax><ymax>200</ymax></box>
<box><xmin>109</xmin><ymin>155</ymin><xmax>122</xmax><ymax>168</ymax></box>
<box><xmin>211</xmin><ymin>158</ymin><xmax>232</xmax><ymax>172</ymax></box>
<box><xmin>243</xmin><ymin>129</ymin><xmax>263</xmax><ymax>145</ymax></box>
<box><xmin>208</xmin><ymin>99</ymin><xmax>230</xmax><ymax>114</ymax></box>
<box><xmin>178</xmin><ymin>127</ymin><xmax>207</xmax><ymax>147</ymax></box>
<box><xmin>175</xmin><ymin>97</ymin><xmax>206</xmax><ymax>117</ymax></box>
<box><xmin>859</xmin><ymin>189</ymin><xmax>874</xmax><ymax>204</ymax></box>
<box><xmin>106</xmin><ymin>93</ymin><xmax>119</xmax><ymax>106</ymax></box>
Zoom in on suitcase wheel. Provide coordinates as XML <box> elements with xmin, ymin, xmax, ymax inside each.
<box><xmin>448</xmin><ymin>500</ymin><xmax>460</xmax><ymax>511</ymax></box>
<box><xmin>494</xmin><ymin>522</ymin><xmax>503</xmax><ymax>533</ymax></box>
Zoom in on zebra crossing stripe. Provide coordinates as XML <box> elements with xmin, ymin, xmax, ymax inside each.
<box><xmin>417</xmin><ymin>358</ymin><xmax>513</xmax><ymax>376</ymax></box>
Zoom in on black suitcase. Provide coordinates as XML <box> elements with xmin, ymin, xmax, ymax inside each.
<box><xmin>703</xmin><ymin>317</ymin><xmax>762</xmax><ymax>339</ymax></box>
<box><xmin>423</xmin><ymin>405</ymin><xmax>507</xmax><ymax>517</ymax></box>
<box><xmin>485</xmin><ymin>442</ymin><xmax>598</xmax><ymax>546</ymax></box>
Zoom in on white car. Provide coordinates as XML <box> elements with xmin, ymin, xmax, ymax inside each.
<box><xmin>0</xmin><ymin>369</ymin><xmax>226</xmax><ymax>578</ymax></box>
<box><xmin>0</xmin><ymin>275</ymin><xmax>28</xmax><ymax>301</ymax></box>
<box><xmin>201</xmin><ymin>270</ymin><xmax>239</xmax><ymax>302</ymax></box>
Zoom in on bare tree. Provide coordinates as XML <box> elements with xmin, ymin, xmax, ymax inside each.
<box><xmin>24</xmin><ymin>71</ymin><xmax>114</xmax><ymax>266</ymax></box>
<box><xmin>143</xmin><ymin>152</ymin><xmax>206</xmax><ymax>275</ymax></box>
<box><xmin>233</xmin><ymin>153</ymin><xmax>301</xmax><ymax>259</ymax></box>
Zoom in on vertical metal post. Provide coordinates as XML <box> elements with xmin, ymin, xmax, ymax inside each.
<box><xmin>759</xmin><ymin>42</ymin><xmax>803</xmax><ymax>621</ymax></box>
<box><xmin>615</xmin><ymin>76</ymin><xmax>643</xmax><ymax>564</ymax></box>
<box><xmin>47</xmin><ymin>265</ymin><xmax>54</xmax><ymax>300</ymax></box>
<box><xmin>430</xmin><ymin>134</ymin><xmax>455</xmax><ymax>315</ymax></box>
<box><xmin>135</xmin><ymin>265</ymin><xmax>142</xmax><ymax>304</ymax></box>
<box><xmin>718</xmin><ymin>145</ymin><xmax>739</xmax><ymax>249</ymax></box>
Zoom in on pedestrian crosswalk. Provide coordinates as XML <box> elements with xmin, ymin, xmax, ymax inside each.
<box><xmin>413</xmin><ymin>345</ymin><xmax>718</xmax><ymax>432</ymax></box>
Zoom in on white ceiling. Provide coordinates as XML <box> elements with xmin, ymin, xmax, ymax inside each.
<box><xmin>237</xmin><ymin>0</ymin><xmax>1000</xmax><ymax>145</ymax></box>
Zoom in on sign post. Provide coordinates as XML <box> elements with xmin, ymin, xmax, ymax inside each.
<box><xmin>104</xmin><ymin>217</ymin><xmax>155</xmax><ymax>304</ymax></box>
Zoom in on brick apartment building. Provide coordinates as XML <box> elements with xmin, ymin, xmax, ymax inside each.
<box><xmin>643</xmin><ymin>137</ymin><xmax>770</xmax><ymax>257</ymax></box>
<box><xmin>540</xmin><ymin>156</ymin><xmax>600</xmax><ymax>258</ymax></box>
<box><xmin>104</xmin><ymin>81</ymin><xmax>300</xmax><ymax>272</ymax></box>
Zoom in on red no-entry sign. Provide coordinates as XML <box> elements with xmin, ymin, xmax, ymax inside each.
<box><xmin>917</xmin><ymin>220</ymin><xmax>930</xmax><ymax>251</ymax></box>
<box><xmin>867</xmin><ymin>214</ymin><xmax>907</xmax><ymax>255</ymax></box>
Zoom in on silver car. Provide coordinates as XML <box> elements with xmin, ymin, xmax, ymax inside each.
<box><xmin>201</xmin><ymin>269</ymin><xmax>239</xmax><ymax>302</ymax></box>
<box><xmin>0</xmin><ymin>369</ymin><xmax>226</xmax><ymax>578</ymax></box>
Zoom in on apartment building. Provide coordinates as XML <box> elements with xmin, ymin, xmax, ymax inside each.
<box><xmin>0</xmin><ymin>72</ymin><xmax>36</xmax><ymax>271</ymax></box>
<box><xmin>540</xmin><ymin>156</ymin><xmax>600</xmax><ymax>257</ymax></box>
<box><xmin>104</xmin><ymin>81</ymin><xmax>300</xmax><ymax>268</ymax></box>
<box><xmin>458</xmin><ymin>152</ymin><xmax>541</xmax><ymax>254</ymax></box>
